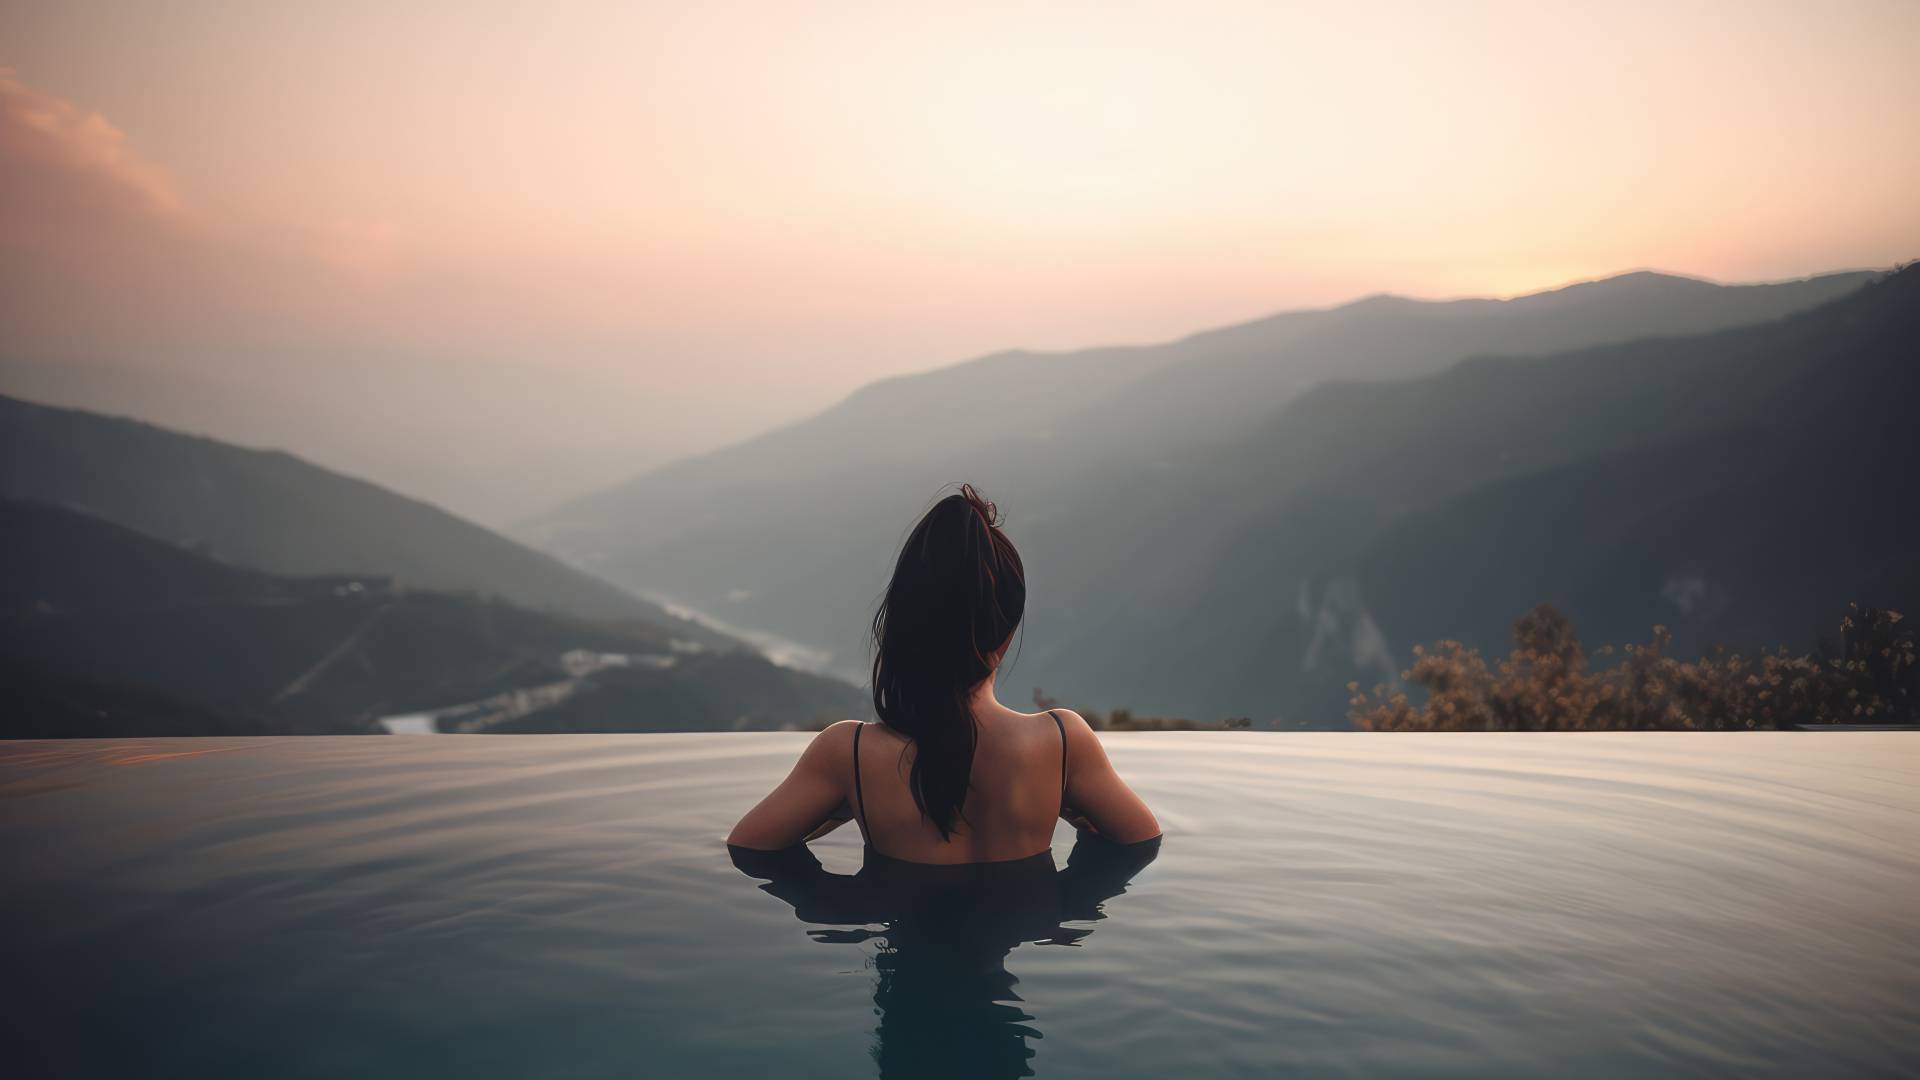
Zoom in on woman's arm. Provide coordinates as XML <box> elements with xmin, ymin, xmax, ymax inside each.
<box><xmin>727</xmin><ymin>720</ymin><xmax>860</xmax><ymax>851</ymax></box>
<box><xmin>802</xmin><ymin>800</ymin><xmax>855</xmax><ymax>843</ymax></box>
<box><xmin>1056</xmin><ymin>710</ymin><xmax>1161</xmax><ymax>843</ymax></box>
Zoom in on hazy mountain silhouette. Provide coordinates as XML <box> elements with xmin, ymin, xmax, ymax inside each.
<box><xmin>0</xmin><ymin>395</ymin><xmax>721</xmax><ymax>639</ymax></box>
<box><xmin>1350</xmin><ymin>268</ymin><xmax>1920</xmax><ymax>697</ymax></box>
<box><xmin>523</xmin><ymin>269</ymin><xmax>1878</xmax><ymax>695</ymax></box>
<box><xmin>1016</xmin><ymin>263</ymin><xmax>1918</xmax><ymax>721</ymax></box>
<box><xmin>0</xmin><ymin>498</ymin><xmax>867</xmax><ymax>736</ymax></box>
<box><xmin>1076</xmin><ymin>269</ymin><xmax>1884</xmax><ymax>450</ymax></box>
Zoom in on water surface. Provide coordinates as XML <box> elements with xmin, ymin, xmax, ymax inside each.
<box><xmin>2</xmin><ymin>733</ymin><xmax>1915</xmax><ymax>1078</ymax></box>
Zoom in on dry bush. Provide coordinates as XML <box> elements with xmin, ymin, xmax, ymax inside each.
<box><xmin>1350</xmin><ymin>603</ymin><xmax>1915</xmax><ymax>731</ymax></box>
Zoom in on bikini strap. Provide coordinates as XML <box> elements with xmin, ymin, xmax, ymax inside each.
<box><xmin>1048</xmin><ymin>710</ymin><xmax>1068</xmax><ymax>813</ymax></box>
<box><xmin>851</xmin><ymin>722</ymin><xmax>868</xmax><ymax>829</ymax></box>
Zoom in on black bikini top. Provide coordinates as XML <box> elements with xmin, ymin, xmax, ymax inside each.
<box><xmin>852</xmin><ymin>711</ymin><xmax>1068</xmax><ymax>863</ymax></box>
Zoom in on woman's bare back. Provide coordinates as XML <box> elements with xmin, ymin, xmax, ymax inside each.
<box><xmin>727</xmin><ymin>706</ymin><xmax>1158</xmax><ymax>857</ymax></box>
<box><xmin>852</xmin><ymin>709</ymin><xmax>1068</xmax><ymax>864</ymax></box>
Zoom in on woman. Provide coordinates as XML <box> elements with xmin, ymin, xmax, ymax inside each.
<box><xmin>728</xmin><ymin>484</ymin><xmax>1159</xmax><ymax>860</ymax></box>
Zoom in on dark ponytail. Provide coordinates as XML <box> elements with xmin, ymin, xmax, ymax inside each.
<box><xmin>870</xmin><ymin>484</ymin><xmax>1026</xmax><ymax>839</ymax></box>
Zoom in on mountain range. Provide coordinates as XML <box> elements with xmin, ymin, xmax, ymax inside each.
<box><xmin>1027</xmin><ymin>264</ymin><xmax>1918</xmax><ymax>721</ymax></box>
<box><xmin>521</xmin><ymin>268</ymin><xmax>1899</xmax><ymax>722</ymax></box>
<box><xmin>5</xmin><ymin>264</ymin><xmax>1908</xmax><ymax>734</ymax></box>
<box><xmin>0</xmin><ymin>393</ymin><xmax>874</xmax><ymax>737</ymax></box>
<box><xmin>0</xmin><ymin>394</ymin><xmax>724</xmax><ymax>636</ymax></box>
<box><xmin>0</xmin><ymin>497</ymin><xmax>866</xmax><ymax>736</ymax></box>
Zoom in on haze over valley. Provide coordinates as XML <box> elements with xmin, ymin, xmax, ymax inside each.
<box><xmin>4</xmin><ymin>261</ymin><xmax>1913</xmax><ymax>734</ymax></box>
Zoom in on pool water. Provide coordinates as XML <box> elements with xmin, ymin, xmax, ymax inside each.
<box><xmin>2</xmin><ymin>733</ymin><xmax>1915</xmax><ymax>1078</ymax></box>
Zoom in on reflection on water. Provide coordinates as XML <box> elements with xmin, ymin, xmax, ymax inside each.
<box><xmin>731</xmin><ymin>836</ymin><xmax>1161</xmax><ymax>1079</ymax></box>
<box><xmin>1</xmin><ymin>733</ymin><xmax>1916</xmax><ymax>1078</ymax></box>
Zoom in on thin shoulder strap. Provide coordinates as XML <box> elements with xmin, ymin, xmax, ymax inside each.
<box><xmin>851</xmin><ymin>722</ymin><xmax>868</xmax><ymax>828</ymax></box>
<box><xmin>1048</xmin><ymin>710</ymin><xmax>1068</xmax><ymax>812</ymax></box>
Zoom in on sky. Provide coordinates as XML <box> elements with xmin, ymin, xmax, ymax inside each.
<box><xmin>3</xmin><ymin>0</ymin><xmax>1917</xmax><ymax>524</ymax></box>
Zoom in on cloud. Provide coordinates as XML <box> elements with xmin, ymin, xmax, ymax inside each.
<box><xmin>0</xmin><ymin>67</ymin><xmax>183</xmax><ymax>247</ymax></box>
<box><xmin>0</xmin><ymin>69</ymin><xmax>417</xmax><ymax>328</ymax></box>
<box><xmin>0</xmin><ymin>69</ymin><xmax>379</xmax><ymax>355</ymax></box>
<box><xmin>0</xmin><ymin>69</ymin><xmax>217</xmax><ymax>357</ymax></box>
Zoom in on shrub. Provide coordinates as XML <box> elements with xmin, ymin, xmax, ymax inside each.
<box><xmin>1350</xmin><ymin>603</ymin><xmax>1915</xmax><ymax>730</ymax></box>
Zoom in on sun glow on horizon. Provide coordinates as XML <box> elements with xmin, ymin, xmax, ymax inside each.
<box><xmin>2</xmin><ymin>0</ymin><xmax>1917</xmax><ymax>520</ymax></box>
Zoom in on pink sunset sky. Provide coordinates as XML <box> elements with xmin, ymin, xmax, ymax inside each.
<box><xmin>3</xmin><ymin>0</ymin><xmax>1917</xmax><ymax>523</ymax></box>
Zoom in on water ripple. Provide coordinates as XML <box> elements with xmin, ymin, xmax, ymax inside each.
<box><xmin>1</xmin><ymin>732</ymin><xmax>1916</xmax><ymax>1079</ymax></box>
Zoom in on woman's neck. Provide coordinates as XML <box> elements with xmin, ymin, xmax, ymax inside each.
<box><xmin>966</xmin><ymin>673</ymin><xmax>1002</xmax><ymax>714</ymax></box>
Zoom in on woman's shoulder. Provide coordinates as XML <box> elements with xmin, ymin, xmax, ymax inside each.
<box><xmin>798</xmin><ymin>718</ymin><xmax>862</xmax><ymax>762</ymax></box>
<box><xmin>1034</xmin><ymin>709</ymin><xmax>1108</xmax><ymax>761</ymax></box>
<box><xmin>815</xmin><ymin>717</ymin><xmax>916</xmax><ymax>755</ymax></box>
<box><xmin>1032</xmin><ymin>707</ymin><xmax>1095</xmax><ymax>736</ymax></box>
<box><xmin>984</xmin><ymin>706</ymin><xmax>1095</xmax><ymax>747</ymax></box>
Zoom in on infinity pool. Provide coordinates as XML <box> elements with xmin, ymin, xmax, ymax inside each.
<box><xmin>2</xmin><ymin>734</ymin><xmax>1915</xmax><ymax>1078</ymax></box>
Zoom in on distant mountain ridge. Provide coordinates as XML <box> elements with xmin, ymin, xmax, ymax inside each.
<box><xmin>0</xmin><ymin>394</ymin><xmax>721</xmax><ymax>641</ymax></box>
<box><xmin>1097</xmin><ymin>269</ymin><xmax>1883</xmax><ymax>442</ymax></box>
<box><xmin>0</xmin><ymin>498</ymin><xmax>867</xmax><ymax>736</ymax></box>
<box><xmin>1015</xmin><ymin>263</ymin><xmax>1917</xmax><ymax>721</ymax></box>
<box><xmin>521</xmin><ymin>267</ymin><xmax>1881</xmax><ymax>707</ymax></box>
<box><xmin>1351</xmin><ymin>268</ymin><xmax>1920</xmax><ymax>677</ymax></box>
